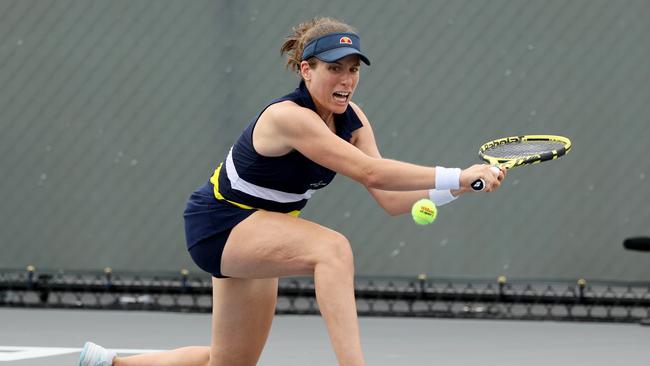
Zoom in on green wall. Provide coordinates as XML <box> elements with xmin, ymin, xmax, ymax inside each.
<box><xmin>1</xmin><ymin>0</ymin><xmax>649</xmax><ymax>280</ymax></box>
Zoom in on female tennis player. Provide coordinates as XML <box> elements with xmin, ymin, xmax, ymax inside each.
<box><xmin>80</xmin><ymin>17</ymin><xmax>504</xmax><ymax>366</ymax></box>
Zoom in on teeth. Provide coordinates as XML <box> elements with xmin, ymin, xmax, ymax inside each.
<box><xmin>333</xmin><ymin>92</ymin><xmax>350</xmax><ymax>97</ymax></box>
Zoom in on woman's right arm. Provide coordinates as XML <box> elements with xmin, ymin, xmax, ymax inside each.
<box><xmin>255</xmin><ymin>102</ymin><xmax>501</xmax><ymax>192</ymax></box>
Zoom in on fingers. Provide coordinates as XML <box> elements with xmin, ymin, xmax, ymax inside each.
<box><xmin>483</xmin><ymin>166</ymin><xmax>499</xmax><ymax>192</ymax></box>
<box><xmin>485</xmin><ymin>165</ymin><xmax>505</xmax><ymax>192</ymax></box>
<box><xmin>491</xmin><ymin>166</ymin><xmax>507</xmax><ymax>183</ymax></box>
<box><xmin>498</xmin><ymin>166</ymin><xmax>507</xmax><ymax>179</ymax></box>
<box><xmin>462</xmin><ymin>164</ymin><xmax>504</xmax><ymax>192</ymax></box>
<box><xmin>490</xmin><ymin>166</ymin><xmax>501</xmax><ymax>177</ymax></box>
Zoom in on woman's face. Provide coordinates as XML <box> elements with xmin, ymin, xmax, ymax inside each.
<box><xmin>301</xmin><ymin>55</ymin><xmax>361</xmax><ymax>116</ymax></box>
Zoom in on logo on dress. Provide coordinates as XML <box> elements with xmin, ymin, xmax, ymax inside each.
<box><xmin>339</xmin><ymin>36</ymin><xmax>353</xmax><ymax>45</ymax></box>
<box><xmin>309</xmin><ymin>181</ymin><xmax>327</xmax><ymax>189</ymax></box>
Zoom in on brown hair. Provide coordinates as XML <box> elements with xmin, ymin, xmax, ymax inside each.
<box><xmin>280</xmin><ymin>17</ymin><xmax>358</xmax><ymax>74</ymax></box>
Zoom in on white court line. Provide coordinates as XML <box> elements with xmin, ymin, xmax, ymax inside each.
<box><xmin>0</xmin><ymin>346</ymin><xmax>164</xmax><ymax>362</ymax></box>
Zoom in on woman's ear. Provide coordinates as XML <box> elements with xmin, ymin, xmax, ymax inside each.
<box><xmin>300</xmin><ymin>60</ymin><xmax>312</xmax><ymax>81</ymax></box>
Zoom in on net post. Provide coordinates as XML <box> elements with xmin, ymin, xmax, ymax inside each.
<box><xmin>497</xmin><ymin>275</ymin><xmax>507</xmax><ymax>299</ymax></box>
<box><xmin>417</xmin><ymin>273</ymin><xmax>427</xmax><ymax>295</ymax></box>
<box><xmin>577</xmin><ymin>278</ymin><xmax>587</xmax><ymax>301</ymax></box>
<box><xmin>181</xmin><ymin>268</ymin><xmax>189</xmax><ymax>290</ymax></box>
<box><xmin>104</xmin><ymin>267</ymin><xmax>113</xmax><ymax>288</ymax></box>
<box><xmin>26</xmin><ymin>265</ymin><xmax>35</xmax><ymax>288</ymax></box>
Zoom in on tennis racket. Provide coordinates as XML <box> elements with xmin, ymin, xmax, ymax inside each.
<box><xmin>471</xmin><ymin>135</ymin><xmax>572</xmax><ymax>191</ymax></box>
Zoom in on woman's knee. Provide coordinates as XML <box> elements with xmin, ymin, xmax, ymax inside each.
<box><xmin>316</xmin><ymin>231</ymin><xmax>354</xmax><ymax>270</ymax></box>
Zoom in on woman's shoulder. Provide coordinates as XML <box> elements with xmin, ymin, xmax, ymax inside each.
<box><xmin>257</xmin><ymin>100</ymin><xmax>323</xmax><ymax>139</ymax></box>
<box><xmin>347</xmin><ymin>101</ymin><xmax>370</xmax><ymax>126</ymax></box>
<box><xmin>266</xmin><ymin>99</ymin><xmax>300</xmax><ymax>111</ymax></box>
<box><xmin>263</xmin><ymin>100</ymin><xmax>318</xmax><ymax>122</ymax></box>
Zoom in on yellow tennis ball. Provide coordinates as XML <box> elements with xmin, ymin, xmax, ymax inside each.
<box><xmin>411</xmin><ymin>199</ymin><xmax>437</xmax><ymax>225</ymax></box>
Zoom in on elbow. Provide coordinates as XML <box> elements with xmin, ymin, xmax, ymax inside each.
<box><xmin>360</xmin><ymin>161</ymin><xmax>384</xmax><ymax>189</ymax></box>
<box><xmin>374</xmin><ymin>195</ymin><xmax>404</xmax><ymax>217</ymax></box>
<box><xmin>363</xmin><ymin>174</ymin><xmax>381</xmax><ymax>189</ymax></box>
<box><xmin>373</xmin><ymin>198</ymin><xmax>398</xmax><ymax>216</ymax></box>
<box><xmin>384</xmin><ymin>201</ymin><xmax>408</xmax><ymax>216</ymax></box>
<box><xmin>385</xmin><ymin>207</ymin><xmax>402</xmax><ymax>217</ymax></box>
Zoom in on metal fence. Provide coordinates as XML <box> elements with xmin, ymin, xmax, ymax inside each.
<box><xmin>2</xmin><ymin>268</ymin><xmax>649</xmax><ymax>324</ymax></box>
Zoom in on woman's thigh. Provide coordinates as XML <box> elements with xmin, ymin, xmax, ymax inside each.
<box><xmin>220</xmin><ymin>210</ymin><xmax>352</xmax><ymax>279</ymax></box>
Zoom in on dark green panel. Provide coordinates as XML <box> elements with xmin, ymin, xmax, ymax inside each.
<box><xmin>1</xmin><ymin>0</ymin><xmax>648</xmax><ymax>281</ymax></box>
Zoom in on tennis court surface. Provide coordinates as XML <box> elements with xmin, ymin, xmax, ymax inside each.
<box><xmin>1</xmin><ymin>308</ymin><xmax>649</xmax><ymax>365</ymax></box>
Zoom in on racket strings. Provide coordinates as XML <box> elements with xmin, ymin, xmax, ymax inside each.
<box><xmin>485</xmin><ymin>141</ymin><xmax>566</xmax><ymax>159</ymax></box>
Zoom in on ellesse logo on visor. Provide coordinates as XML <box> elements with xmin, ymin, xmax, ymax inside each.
<box><xmin>339</xmin><ymin>36</ymin><xmax>353</xmax><ymax>44</ymax></box>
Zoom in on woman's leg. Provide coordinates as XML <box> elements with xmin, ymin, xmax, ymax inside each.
<box><xmin>208</xmin><ymin>277</ymin><xmax>278</xmax><ymax>365</ymax></box>
<box><xmin>116</xmin><ymin>209</ymin><xmax>364</xmax><ymax>366</ymax></box>
<box><xmin>219</xmin><ymin>210</ymin><xmax>364</xmax><ymax>366</ymax></box>
<box><xmin>113</xmin><ymin>347</ymin><xmax>210</xmax><ymax>366</ymax></box>
<box><xmin>114</xmin><ymin>277</ymin><xmax>278</xmax><ymax>366</ymax></box>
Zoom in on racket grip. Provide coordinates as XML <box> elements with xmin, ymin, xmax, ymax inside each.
<box><xmin>471</xmin><ymin>179</ymin><xmax>486</xmax><ymax>191</ymax></box>
<box><xmin>471</xmin><ymin>167</ymin><xmax>501</xmax><ymax>191</ymax></box>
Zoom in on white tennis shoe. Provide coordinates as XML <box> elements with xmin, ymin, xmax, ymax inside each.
<box><xmin>78</xmin><ymin>342</ymin><xmax>117</xmax><ymax>366</ymax></box>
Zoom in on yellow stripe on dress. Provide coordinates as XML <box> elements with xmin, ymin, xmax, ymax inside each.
<box><xmin>209</xmin><ymin>163</ymin><xmax>300</xmax><ymax>217</ymax></box>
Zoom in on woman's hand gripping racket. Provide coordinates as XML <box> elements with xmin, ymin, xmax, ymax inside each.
<box><xmin>471</xmin><ymin>135</ymin><xmax>572</xmax><ymax>191</ymax></box>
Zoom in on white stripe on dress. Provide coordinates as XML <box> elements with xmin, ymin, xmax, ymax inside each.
<box><xmin>225</xmin><ymin>148</ymin><xmax>315</xmax><ymax>203</ymax></box>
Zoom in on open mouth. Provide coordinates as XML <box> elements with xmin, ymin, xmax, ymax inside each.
<box><xmin>332</xmin><ymin>91</ymin><xmax>350</xmax><ymax>103</ymax></box>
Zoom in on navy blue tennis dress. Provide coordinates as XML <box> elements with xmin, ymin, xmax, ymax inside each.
<box><xmin>183</xmin><ymin>81</ymin><xmax>364</xmax><ymax>278</ymax></box>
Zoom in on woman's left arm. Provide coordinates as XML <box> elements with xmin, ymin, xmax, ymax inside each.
<box><xmin>349</xmin><ymin>102</ymin><xmax>466</xmax><ymax>216</ymax></box>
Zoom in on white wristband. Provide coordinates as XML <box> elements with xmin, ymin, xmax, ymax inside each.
<box><xmin>434</xmin><ymin>167</ymin><xmax>461</xmax><ymax>190</ymax></box>
<box><xmin>428</xmin><ymin>189</ymin><xmax>458</xmax><ymax>206</ymax></box>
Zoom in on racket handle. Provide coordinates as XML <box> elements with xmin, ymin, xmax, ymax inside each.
<box><xmin>471</xmin><ymin>179</ymin><xmax>486</xmax><ymax>191</ymax></box>
<box><xmin>471</xmin><ymin>167</ymin><xmax>501</xmax><ymax>191</ymax></box>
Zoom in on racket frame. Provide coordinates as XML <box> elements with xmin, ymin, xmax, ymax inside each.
<box><xmin>470</xmin><ymin>134</ymin><xmax>571</xmax><ymax>191</ymax></box>
<box><xmin>478</xmin><ymin>134</ymin><xmax>572</xmax><ymax>169</ymax></box>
